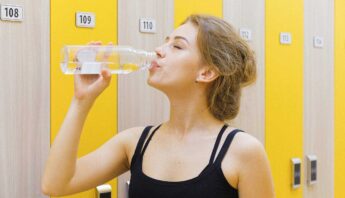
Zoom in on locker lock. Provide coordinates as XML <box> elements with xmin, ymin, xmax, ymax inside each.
<box><xmin>96</xmin><ymin>184</ymin><xmax>112</xmax><ymax>198</ymax></box>
<box><xmin>291</xmin><ymin>158</ymin><xmax>301</xmax><ymax>189</ymax></box>
<box><xmin>306</xmin><ymin>155</ymin><xmax>317</xmax><ymax>185</ymax></box>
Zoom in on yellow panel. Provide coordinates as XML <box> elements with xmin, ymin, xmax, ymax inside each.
<box><xmin>51</xmin><ymin>0</ymin><xmax>117</xmax><ymax>197</ymax></box>
<box><xmin>174</xmin><ymin>0</ymin><xmax>222</xmax><ymax>27</ymax></box>
<box><xmin>265</xmin><ymin>0</ymin><xmax>303</xmax><ymax>197</ymax></box>
<box><xmin>335</xmin><ymin>0</ymin><xmax>345</xmax><ymax>197</ymax></box>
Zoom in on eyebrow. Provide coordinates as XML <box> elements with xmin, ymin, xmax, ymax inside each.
<box><xmin>165</xmin><ymin>36</ymin><xmax>190</xmax><ymax>44</ymax></box>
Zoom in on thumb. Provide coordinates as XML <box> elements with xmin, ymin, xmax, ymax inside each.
<box><xmin>100</xmin><ymin>68</ymin><xmax>111</xmax><ymax>84</ymax></box>
<box><xmin>87</xmin><ymin>68</ymin><xmax>112</xmax><ymax>94</ymax></box>
<box><xmin>94</xmin><ymin>68</ymin><xmax>112</xmax><ymax>89</ymax></box>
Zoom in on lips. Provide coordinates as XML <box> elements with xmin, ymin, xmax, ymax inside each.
<box><xmin>149</xmin><ymin>60</ymin><xmax>161</xmax><ymax>71</ymax></box>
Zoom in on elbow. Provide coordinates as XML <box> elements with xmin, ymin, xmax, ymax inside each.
<box><xmin>41</xmin><ymin>179</ymin><xmax>66</xmax><ymax>196</ymax></box>
<box><xmin>41</xmin><ymin>181</ymin><xmax>54</xmax><ymax>196</ymax></box>
<box><xmin>41</xmin><ymin>174</ymin><xmax>50</xmax><ymax>195</ymax></box>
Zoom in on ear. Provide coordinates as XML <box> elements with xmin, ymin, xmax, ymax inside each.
<box><xmin>195</xmin><ymin>66</ymin><xmax>220</xmax><ymax>83</ymax></box>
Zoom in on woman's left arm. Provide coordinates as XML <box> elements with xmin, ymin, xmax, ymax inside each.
<box><xmin>236</xmin><ymin>134</ymin><xmax>275</xmax><ymax>198</ymax></box>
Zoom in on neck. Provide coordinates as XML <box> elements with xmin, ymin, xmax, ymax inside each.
<box><xmin>164</xmin><ymin>91</ymin><xmax>224</xmax><ymax>136</ymax></box>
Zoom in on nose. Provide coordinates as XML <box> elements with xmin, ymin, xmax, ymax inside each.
<box><xmin>155</xmin><ymin>44</ymin><xmax>166</xmax><ymax>58</ymax></box>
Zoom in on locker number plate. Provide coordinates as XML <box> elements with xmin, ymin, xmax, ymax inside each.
<box><xmin>139</xmin><ymin>18</ymin><xmax>156</xmax><ymax>33</ymax></box>
<box><xmin>313</xmin><ymin>36</ymin><xmax>324</xmax><ymax>48</ymax></box>
<box><xmin>280</xmin><ymin>32</ymin><xmax>292</xmax><ymax>45</ymax></box>
<box><xmin>76</xmin><ymin>12</ymin><xmax>95</xmax><ymax>28</ymax></box>
<box><xmin>0</xmin><ymin>4</ymin><xmax>23</xmax><ymax>21</ymax></box>
<box><xmin>239</xmin><ymin>28</ymin><xmax>252</xmax><ymax>41</ymax></box>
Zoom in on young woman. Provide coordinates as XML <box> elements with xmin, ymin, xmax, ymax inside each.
<box><xmin>42</xmin><ymin>15</ymin><xmax>275</xmax><ymax>198</ymax></box>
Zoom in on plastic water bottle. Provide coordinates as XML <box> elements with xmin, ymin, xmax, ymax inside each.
<box><xmin>60</xmin><ymin>45</ymin><xmax>157</xmax><ymax>74</ymax></box>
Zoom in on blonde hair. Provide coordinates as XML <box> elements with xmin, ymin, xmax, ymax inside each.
<box><xmin>183</xmin><ymin>15</ymin><xmax>257</xmax><ymax>121</ymax></box>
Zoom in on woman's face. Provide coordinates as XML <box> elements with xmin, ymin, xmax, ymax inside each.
<box><xmin>147</xmin><ymin>22</ymin><xmax>206</xmax><ymax>94</ymax></box>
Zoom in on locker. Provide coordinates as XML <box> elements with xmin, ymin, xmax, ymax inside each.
<box><xmin>265</xmin><ymin>0</ymin><xmax>304</xmax><ymax>197</ymax></box>
<box><xmin>223</xmin><ymin>0</ymin><xmax>265</xmax><ymax>144</ymax></box>
<box><xmin>304</xmin><ymin>0</ymin><xmax>334</xmax><ymax>197</ymax></box>
<box><xmin>117</xmin><ymin>0</ymin><xmax>173</xmax><ymax>197</ymax></box>
<box><xmin>50</xmin><ymin>0</ymin><xmax>118</xmax><ymax>197</ymax></box>
<box><xmin>0</xmin><ymin>0</ymin><xmax>50</xmax><ymax>197</ymax></box>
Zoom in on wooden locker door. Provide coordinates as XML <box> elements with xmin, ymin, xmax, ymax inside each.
<box><xmin>304</xmin><ymin>0</ymin><xmax>334</xmax><ymax>197</ymax></box>
<box><xmin>0</xmin><ymin>0</ymin><xmax>50</xmax><ymax>197</ymax></box>
<box><xmin>117</xmin><ymin>0</ymin><xmax>173</xmax><ymax>197</ymax></box>
<box><xmin>50</xmin><ymin>0</ymin><xmax>117</xmax><ymax>197</ymax></box>
<box><xmin>223</xmin><ymin>0</ymin><xmax>265</xmax><ymax>144</ymax></box>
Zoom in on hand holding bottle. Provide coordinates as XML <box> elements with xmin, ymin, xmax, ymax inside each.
<box><xmin>73</xmin><ymin>41</ymin><xmax>112</xmax><ymax>104</ymax></box>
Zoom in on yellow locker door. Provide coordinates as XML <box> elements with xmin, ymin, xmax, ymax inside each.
<box><xmin>51</xmin><ymin>1</ymin><xmax>118</xmax><ymax>197</ymax></box>
<box><xmin>265</xmin><ymin>0</ymin><xmax>304</xmax><ymax>197</ymax></box>
<box><xmin>335</xmin><ymin>0</ymin><xmax>345</xmax><ymax>197</ymax></box>
<box><xmin>174</xmin><ymin>0</ymin><xmax>223</xmax><ymax>28</ymax></box>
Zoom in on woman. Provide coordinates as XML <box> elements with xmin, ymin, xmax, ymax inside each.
<box><xmin>42</xmin><ymin>15</ymin><xmax>275</xmax><ymax>197</ymax></box>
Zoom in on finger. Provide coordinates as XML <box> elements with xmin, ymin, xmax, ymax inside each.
<box><xmin>87</xmin><ymin>76</ymin><xmax>110</xmax><ymax>97</ymax></box>
<box><xmin>96</xmin><ymin>68</ymin><xmax>111</xmax><ymax>89</ymax></box>
<box><xmin>100</xmin><ymin>68</ymin><xmax>112</xmax><ymax>83</ymax></box>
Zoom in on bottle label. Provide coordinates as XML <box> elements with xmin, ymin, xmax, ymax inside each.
<box><xmin>79</xmin><ymin>62</ymin><xmax>102</xmax><ymax>74</ymax></box>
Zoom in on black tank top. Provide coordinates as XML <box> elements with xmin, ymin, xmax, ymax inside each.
<box><xmin>128</xmin><ymin>124</ymin><xmax>243</xmax><ymax>198</ymax></box>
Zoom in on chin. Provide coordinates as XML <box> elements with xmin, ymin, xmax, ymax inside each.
<box><xmin>147</xmin><ymin>76</ymin><xmax>170</xmax><ymax>94</ymax></box>
<box><xmin>147</xmin><ymin>76</ymin><xmax>161</xmax><ymax>89</ymax></box>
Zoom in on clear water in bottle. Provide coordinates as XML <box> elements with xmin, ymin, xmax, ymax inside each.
<box><xmin>60</xmin><ymin>45</ymin><xmax>157</xmax><ymax>74</ymax></box>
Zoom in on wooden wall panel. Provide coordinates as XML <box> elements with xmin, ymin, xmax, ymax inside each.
<box><xmin>117</xmin><ymin>0</ymin><xmax>174</xmax><ymax>197</ymax></box>
<box><xmin>304</xmin><ymin>0</ymin><xmax>334</xmax><ymax>197</ymax></box>
<box><xmin>223</xmin><ymin>0</ymin><xmax>265</xmax><ymax>143</ymax></box>
<box><xmin>0</xmin><ymin>0</ymin><xmax>50</xmax><ymax>197</ymax></box>
<box><xmin>335</xmin><ymin>0</ymin><xmax>345</xmax><ymax>197</ymax></box>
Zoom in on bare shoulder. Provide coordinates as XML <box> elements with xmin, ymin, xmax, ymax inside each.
<box><xmin>224</xmin><ymin>130</ymin><xmax>275</xmax><ymax>197</ymax></box>
<box><xmin>115</xmin><ymin>126</ymin><xmax>153</xmax><ymax>166</ymax></box>
<box><xmin>221</xmin><ymin>130</ymin><xmax>270</xmax><ymax>187</ymax></box>
<box><xmin>115</xmin><ymin>126</ymin><xmax>145</xmax><ymax>153</ymax></box>
<box><xmin>117</xmin><ymin>126</ymin><xmax>146</xmax><ymax>145</ymax></box>
<box><xmin>230</xmin><ymin>131</ymin><xmax>266</xmax><ymax>161</ymax></box>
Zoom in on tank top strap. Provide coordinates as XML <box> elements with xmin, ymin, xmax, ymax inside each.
<box><xmin>140</xmin><ymin>124</ymin><xmax>162</xmax><ymax>156</ymax></box>
<box><xmin>214</xmin><ymin>129</ymin><xmax>244</xmax><ymax>166</ymax></box>
<box><xmin>208</xmin><ymin>124</ymin><xmax>229</xmax><ymax>164</ymax></box>
<box><xmin>130</xmin><ymin>125</ymin><xmax>153</xmax><ymax>170</ymax></box>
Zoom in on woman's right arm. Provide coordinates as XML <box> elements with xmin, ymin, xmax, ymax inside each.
<box><xmin>41</xmin><ymin>67</ymin><xmax>136</xmax><ymax>196</ymax></box>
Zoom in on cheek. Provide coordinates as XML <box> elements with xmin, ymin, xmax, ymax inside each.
<box><xmin>147</xmin><ymin>66</ymin><xmax>196</xmax><ymax>89</ymax></box>
<box><xmin>147</xmin><ymin>54</ymin><xmax>200</xmax><ymax>87</ymax></box>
